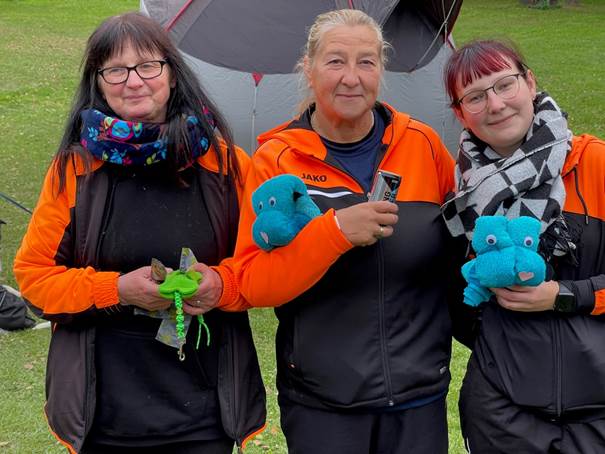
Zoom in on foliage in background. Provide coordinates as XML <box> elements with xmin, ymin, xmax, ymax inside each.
<box><xmin>1</xmin><ymin>0</ymin><xmax>603</xmax><ymax>453</ymax></box>
<box><xmin>520</xmin><ymin>0</ymin><xmax>581</xmax><ymax>8</ymax></box>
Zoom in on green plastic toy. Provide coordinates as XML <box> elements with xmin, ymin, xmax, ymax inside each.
<box><xmin>158</xmin><ymin>269</ymin><xmax>210</xmax><ymax>361</ymax></box>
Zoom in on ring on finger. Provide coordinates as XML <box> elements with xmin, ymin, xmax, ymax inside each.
<box><xmin>376</xmin><ymin>225</ymin><xmax>385</xmax><ymax>239</ymax></box>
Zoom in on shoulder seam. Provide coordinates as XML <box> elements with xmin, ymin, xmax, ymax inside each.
<box><xmin>405</xmin><ymin>124</ymin><xmax>437</xmax><ymax>161</ymax></box>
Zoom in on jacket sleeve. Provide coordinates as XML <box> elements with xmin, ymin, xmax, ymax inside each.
<box><xmin>561</xmin><ymin>277</ymin><xmax>605</xmax><ymax>315</ymax></box>
<box><xmin>434</xmin><ymin>139</ymin><xmax>481</xmax><ymax>348</ymax></box>
<box><xmin>208</xmin><ymin>145</ymin><xmax>254</xmax><ymax>312</ymax></box>
<box><xmin>226</xmin><ymin>143</ymin><xmax>353</xmax><ymax>308</ymax></box>
<box><xmin>446</xmin><ymin>235</ymin><xmax>482</xmax><ymax>348</ymax></box>
<box><xmin>212</xmin><ymin>146</ymin><xmax>261</xmax><ymax>311</ymax></box>
<box><xmin>432</xmin><ymin>127</ymin><xmax>456</xmax><ymax>200</ymax></box>
<box><xmin>13</xmin><ymin>161</ymin><xmax>120</xmax><ymax>323</ymax></box>
<box><xmin>590</xmin><ymin>279</ymin><xmax>605</xmax><ymax>315</ymax></box>
<box><xmin>561</xmin><ymin>136</ymin><xmax>605</xmax><ymax>316</ymax></box>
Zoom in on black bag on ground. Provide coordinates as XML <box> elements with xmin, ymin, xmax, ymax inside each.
<box><xmin>0</xmin><ymin>285</ymin><xmax>36</xmax><ymax>331</ymax></box>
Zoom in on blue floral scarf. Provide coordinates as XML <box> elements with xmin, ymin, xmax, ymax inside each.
<box><xmin>80</xmin><ymin>109</ymin><xmax>213</xmax><ymax>166</ymax></box>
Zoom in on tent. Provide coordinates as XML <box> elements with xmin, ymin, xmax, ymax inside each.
<box><xmin>141</xmin><ymin>0</ymin><xmax>463</xmax><ymax>154</ymax></box>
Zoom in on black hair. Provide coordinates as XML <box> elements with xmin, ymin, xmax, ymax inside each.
<box><xmin>54</xmin><ymin>12</ymin><xmax>239</xmax><ymax>193</ymax></box>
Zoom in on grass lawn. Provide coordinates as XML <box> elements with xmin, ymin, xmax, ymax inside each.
<box><xmin>1</xmin><ymin>0</ymin><xmax>604</xmax><ymax>452</ymax></box>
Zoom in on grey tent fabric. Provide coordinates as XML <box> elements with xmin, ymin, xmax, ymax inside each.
<box><xmin>141</xmin><ymin>0</ymin><xmax>463</xmax><ymax>154</ymax></box>
<box><xmin>180</xmin><ymin>45</ymin><xmax>459</xmax><ymax>154</ymax></box>
<box><xmin>143</xmin><ymin>0</ymin><xmax>461</xmax><ymax>73</ymax></box>
<box><xmin>334</xmin><ymin>0</ymin><xmax>400</xmax><ymax>25</ymax></box>
<box><xmin>341</xmin><ymin>0</ymin><xmax>462</xmax><ymax>71</ymax></box>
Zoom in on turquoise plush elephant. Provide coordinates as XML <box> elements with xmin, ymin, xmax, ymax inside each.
<box><xmin>252</xmin><ymin>174</ymin><xmax>321</xmax><ymax>251</ymax></box>
<box><xmin>461</xmin><ymin>216</ymin><xmax>546</xmax><ymax>307</ymax></box>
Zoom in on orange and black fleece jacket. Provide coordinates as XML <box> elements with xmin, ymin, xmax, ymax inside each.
<box><xmin>14</xmin><ymin>144</ymin><xmax>251</xmax><ymax>321</ymax></box>
<box><xmin>473</xmin><ymin>134</ymin><xmax>605</xmax><ymax>416</ymax></box>
<box><xmin>233</xmin><ymin>103</ymin><xmax>456</xmax><ymax>307</ymax></box>
<box><xmin>231</xmin><ymin>103</ymin><xmax>467</xmax><ymax>409</ymax></box>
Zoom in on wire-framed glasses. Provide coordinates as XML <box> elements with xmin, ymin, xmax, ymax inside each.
<box><xmin>456</xmin><ymin>73</ymin><xmax>525</xmax><ymax>114</ymax></box>
<box><xmin>97</xmin><ymin>60</ymin><xmax>167</xmax><ymax>85</ymax></box>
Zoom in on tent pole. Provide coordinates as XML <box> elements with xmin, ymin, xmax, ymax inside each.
<box><xmin>251</xmin><ymin>84</ymin><xmax>258</xmax><ymax>153</ymax></box>
<box><xmin>411</xmin><ymin>0</ymin><xmax>460</xmax><ymax>71</ymax></box>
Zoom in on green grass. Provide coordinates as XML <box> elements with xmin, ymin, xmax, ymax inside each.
<box><xmin>0</xmin><ymin>328</ymin><xmax>58</xmax><ymax>453</ymax></box>
<box><xmin>453</xmin><ymin>0</ymin><xmax>605</xmax><ymax>137</ymax></box>
<box><xmin>1</xmin><ymin>0</ymin><xmax>604</xmax><ymax>453</ymax></box>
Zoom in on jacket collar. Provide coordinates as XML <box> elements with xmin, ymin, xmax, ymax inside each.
<box><xmin>563</xmin><ymin>134</ymin><xmax>599</xmax><ymax>176</ymax></box>
<box><xmin>256</xmin><ymin>102</ymin><xmax>410</xmax><ymax>161</ymax></box>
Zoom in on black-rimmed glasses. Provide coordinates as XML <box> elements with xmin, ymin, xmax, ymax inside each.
<box><xmin>456</xmin><ymin>73</ymin><xmax>525</xmax><ymax>114</ymax></box>
<box><xmin>97</xmin><ymin>60</ymin><xmax>167</xmax><ymax>85</ymax></box>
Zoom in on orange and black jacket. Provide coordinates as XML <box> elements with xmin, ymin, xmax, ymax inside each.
<box><xmin>233</xmin><ymin>103</ymin><xmax>468</xmax><ymax>409</ymax></box>
<box><xmin>14</xmin><ymin>147</ymin><xmax>265</xmax><ymax>453</ymax></box>
<box><xmin>473</xmin><ymin>134</ymin><xmax>605</xmax><ymax>418</ymax></box>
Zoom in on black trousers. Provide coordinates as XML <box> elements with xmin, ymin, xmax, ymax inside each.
<box><xmin>460</xmin><ymin>355</ymin><xmax>605</xmax><ymax>454</ymax></box>
<box><xmin>279</xmin><ymin>396</ymin><xmax>448</xmax><ymax>454</ymax></box>
<box><xmin>81</xmin><ymin>437</ymin><xmax>234</xmax><ymax>454</ymax></box>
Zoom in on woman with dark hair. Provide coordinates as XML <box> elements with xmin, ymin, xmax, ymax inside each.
<box><xmin>442</xmin><ymin>39</ymin><xmax>605</xmax><ymax>453</ymax></box>
<box><xmin>14</xmin><ymin>12</ymin><xmax>265</xmax><ymax>453</ymax></box>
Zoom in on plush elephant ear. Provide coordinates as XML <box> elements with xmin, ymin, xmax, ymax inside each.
<box><xmin>508</xmin><ymin>216</ymin><xmax>541</xmax><ymax>251</ymax></box>
<box><xmin>293</xmin><ymin>190</ymin><xmax>321</xmax><ymax>218</ymax></box>
<box><xmin>289</xmin><ymin>174</ymin><xmax>309</xmax><ymax>191</ymax></box>
<box><xmin>471</xmin><ymin>215</ymin><xmax>512</xmax><ymax>254</ymax></box>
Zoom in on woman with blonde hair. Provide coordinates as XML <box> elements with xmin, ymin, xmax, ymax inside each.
<box><xmin>230</xmin><ymin>9</ymin><xmax>466</xmax><ymax>453</ymax></box>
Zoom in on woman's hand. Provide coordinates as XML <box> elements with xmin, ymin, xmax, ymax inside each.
<box><xmin>491</xmin><ymin>280</ymin><xmax>559</xmax><ymax>312</ymax></box>
<box><xmin>182</xmin><ymin>263</ymin><xmax>223</xmax><ymax>315</ymax></box>
<box><xmin>335</xmin><ymin>201</ymin><xmax>399</xmax><ymax>247</ymax></box>
<box><xmin>118</xmin><ymin>266</ymin><xmax>172</xmax><ymax>311</ymax></box>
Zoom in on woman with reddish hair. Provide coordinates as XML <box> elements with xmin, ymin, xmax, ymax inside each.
<box><xmin>442</xmin><ymin>39</ymin><xmax>605</xmax><ymax>453</ymax></box>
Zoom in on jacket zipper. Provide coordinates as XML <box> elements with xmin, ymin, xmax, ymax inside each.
<box><xmin>94</xmin><ymin>175</ymin><xmax>117</xmax><ymax>267</ymax></box>
<box><xmin>553</xmin><ymin>316</ymin><xmax>562</xmax><ymax>417</ymax></box>
<box><xmin>84</xmin><ymin>175</ymin><xmax>117</xmax><ymax>438</ymax></box>
<box><xmin>229</xmin><ymin>327</ymin><xmax>242</xmax><ymax>451</ymax></box>
<box><xmin>296</xmin><ymin>136</ymin><xmax>397</xmax><ymax>405</ymax></box>
<box><xmin>377</xmin><ymin>240</ymin><xmax>394</xmax><ymax>405</ymax></box>
<box><xmin>83</xmin><ymin>328</ymin><xmax>96</xmax><ymax>437</ymax></box>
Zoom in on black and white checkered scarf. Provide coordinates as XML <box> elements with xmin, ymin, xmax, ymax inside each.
<box><xmin>442</xmin><ymin>92</ymin><xmax>574</xmax><ymax>257</ymax></box>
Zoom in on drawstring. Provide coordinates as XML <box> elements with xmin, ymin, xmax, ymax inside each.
<box><xmin>572</xmin><ymin>168</ymin><xmax>589</xmax><ymax>225</ymax></box>
<box><xmin>174</xmin><ymin>291</ymin><xmax>211</xmax><ymax>361</ymax></box>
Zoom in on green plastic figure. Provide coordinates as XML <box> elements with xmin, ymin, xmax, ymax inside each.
<box><xmin>159</xmin><ymin>269</ymin><xmax>210</xmax><ymax>361</ymax></box>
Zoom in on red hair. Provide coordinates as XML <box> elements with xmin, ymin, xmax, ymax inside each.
<box><xmin>444</xmin><ymin>39</ymin><xmax>529</xmax><ymax>107</ymax></box>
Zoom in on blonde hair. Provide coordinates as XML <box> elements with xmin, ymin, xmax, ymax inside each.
<box><xmin>295</xmin><ymin>9</ymin><xmax>390</xmax><ymax>115</ymax></box>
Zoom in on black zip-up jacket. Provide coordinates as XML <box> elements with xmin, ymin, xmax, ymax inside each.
<box><xmin>234</xmin><ymin>104</ymin><xmax>470</xmax><ymax>409</ymax></box>
<box><xmin>473</xmin><ymin>135</ymin><xmax>605</xmax><ymax>419</ymax></box>
<box><xmin>15</xmin><ymin>150</ymin><xmax>265</xmax><ymax>453</ymax></box>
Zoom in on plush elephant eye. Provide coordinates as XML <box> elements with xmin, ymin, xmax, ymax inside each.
<box><xmin>269</xmin><ymin>196</ymin><xmax>277</xmax><ymax>207</ymax></box>
<box><xmin>524</xmin><ymin>236</ymin><xmax>534</xmax><ymax>247</ymax></box>
<box><xmin>258</xmin><ymin>201</ymin><xmax>264</xmax><ymax>210</ymax></box>
<box><xmin>485</xmin><ymin>234</ymin><xmax>497</xmax><ymax>246</ymax></box>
